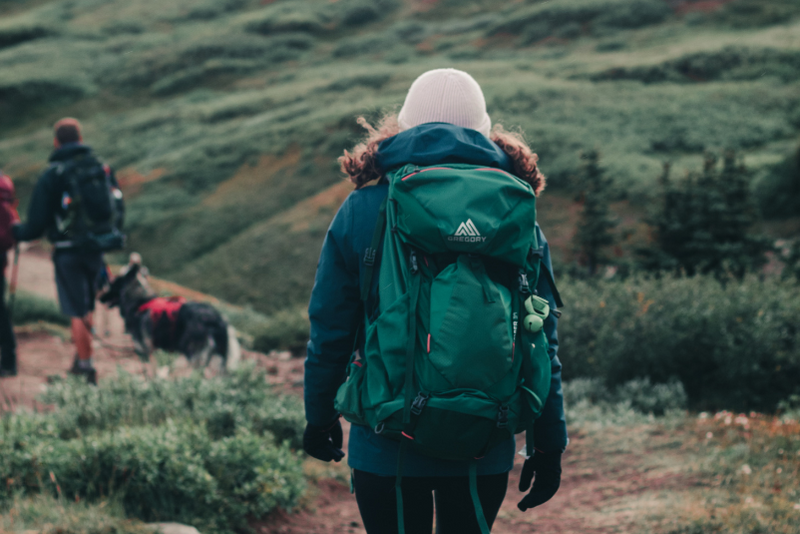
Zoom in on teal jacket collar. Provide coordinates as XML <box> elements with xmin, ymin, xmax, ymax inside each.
<box><xmin>376</xmin><ymin>123</ymin><xmax>513</xmax><ymax>174</ymax></box>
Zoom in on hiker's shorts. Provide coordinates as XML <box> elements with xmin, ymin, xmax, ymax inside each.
<box><xmin>53</xmin><ymin>250</ymin><xmax>104</xmax><ymax>318</ymax></box>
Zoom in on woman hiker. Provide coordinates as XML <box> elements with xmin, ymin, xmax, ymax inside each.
<box><xmin>303</xmin><ymin>68</ymin><xmax>567</xmax><ymax>533</ymax></box>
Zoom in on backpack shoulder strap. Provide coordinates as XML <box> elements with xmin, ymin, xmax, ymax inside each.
<box><xmin>360</xmin><ymin>196</ymin><xmax>388</xmax><ymax>302</ymax></box>
<box><xmin>529</xmin><ymin>245</ymin><xmax>564</xmax><ymax>308</ymax></box>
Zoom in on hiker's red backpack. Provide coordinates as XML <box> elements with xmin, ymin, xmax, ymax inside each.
<box><xmin>0</xmin><ymin>173</ymin><xmax>19</xmax><ymax>253</ymax></box>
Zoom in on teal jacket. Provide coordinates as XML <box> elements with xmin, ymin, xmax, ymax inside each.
<box><xmin>305</xmin><ymin>124</ymin><xmax>567</xmax><ymax>476</ymax></box>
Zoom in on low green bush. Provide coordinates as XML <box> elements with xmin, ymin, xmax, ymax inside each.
<box><xmin>564</xmin><ymin>377</ymin><xmax>688</xmax><ymax>416</ymax></box>
<box><xmin>0</xmin><ymin>73</ymin><xmax>89</xmax><ymax>117</ymax></box>
<box><xmin>1</xmin><ymin>495</ymin><xmax>152</xmax><ymax>534</ymax></box>
<box><xmin>241</xmin><ymin>2</ymin><xmax>330</xmax><ymax>35</ymax></box>
<box><xmin>710</xmin><ymin>0</ymin><xmax>800</xmax><ymax>28</ymax></box>
<box><xmin>488</xmin><ymin>0</ymin><xmax>670</xmax><ymax>38</ymax></box>
<box><xmin>0</xmin><ymin>20</ymin><xmax>55</xmax><ymax>49</ymax></box>
<box><xmin>252</xmin><ymin>307</ymin><xmax>311</xmax><ymax>354</ymax></box>
<box><xmin>0</xmin><ymin>365</ymin><xmax>306</xmax><ymax>533</ymax></box>
<box><xmin>557</xmin><ymin>275</ymin><xmax>800</xmax><ymax>412</ymax></box>
<box><xmin>0</xmin><ymin>421</ymin><xmax>304</xmax><ymax>533</ymax></box>
<box><xmin>11</xmin><ymin>290</ymin><xmax>69</xmax><ymax>326</ymax></box>
<box><xmin>756</xmin><ymin>144</ymin><xmax>800</xmax><ymax>220</ymax></box>
<box><xmin>592</xmin><ymin>47</ymin><xmax>800</xmax><ymax>84</ymax></box>
<box><xmin>41</xmin><ymin>364</ymin><xmax>304</xmax><ymax>447</ymax></box>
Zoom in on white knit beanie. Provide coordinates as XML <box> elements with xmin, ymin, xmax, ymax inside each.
<box><xmin>397</xmin><ymin>68</ymin><xmax>492</xmax><ymax>137</ymax></box>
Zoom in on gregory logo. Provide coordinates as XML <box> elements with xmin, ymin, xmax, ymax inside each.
<box><xmin>448</xmin><ymin>219</ymin><xmax>487</xmax><ymax>243</ymax></box>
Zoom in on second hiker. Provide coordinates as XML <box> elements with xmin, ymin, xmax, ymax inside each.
<box><xmin>13</xmin><ymin>118</ymin><xmax>125</xmax><ymax>384</ymax></box>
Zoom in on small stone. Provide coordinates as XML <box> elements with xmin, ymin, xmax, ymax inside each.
<box><xmin>148</xmin><ymin>523</ymin><xmax>201</xmax><ymax>534</ymax></box>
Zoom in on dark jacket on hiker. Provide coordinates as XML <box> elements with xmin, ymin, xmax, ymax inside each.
<box><xmin>305</xmin><ymin>123</ymin><xmax>568</xmax><ymax>477</ymax></box>
<box><xmin>12</xmin><ymin>143</ymin><xmax>120</xmax><ymax>247</ymax></box>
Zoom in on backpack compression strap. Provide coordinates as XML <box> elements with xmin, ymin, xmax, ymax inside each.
<box><xmin>360</xmin><ymin>197</ymin><xmax>387</xmax><ymax>302</ymax></box>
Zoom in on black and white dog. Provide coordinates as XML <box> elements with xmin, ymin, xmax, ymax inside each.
<box><xmin>99</xmin><ymin>255</ymin><xmax>241</xmax><ymax>372</ymax></box>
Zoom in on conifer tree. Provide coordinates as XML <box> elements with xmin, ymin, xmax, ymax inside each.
<box><xmin>574</xmin><ymin>150</ymin><xmax>618</xmax><ymax>276</ymax></box>
<box><xmin>642</xmin><ymin>151</ymin><xmax>771</xmax><ymax>279</ymax></box>
<box><xmin>783</xmin><ymin>239</ymin><xmax>800</xmax><ymax>282</ymax></box>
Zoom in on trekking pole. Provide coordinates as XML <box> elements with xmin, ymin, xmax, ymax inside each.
<box><xmin>7</xmin><ymin>244</ymin><xmax>19</xmax><ymax>323</ymax></box>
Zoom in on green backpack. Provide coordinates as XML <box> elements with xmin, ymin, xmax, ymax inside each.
<box><xmin>334</xmin><ymin>163</ymin><xmax>559</xmax><ymax>533</ymax></box>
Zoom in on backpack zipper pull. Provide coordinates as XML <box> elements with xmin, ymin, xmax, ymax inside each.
<box><xmin>518</xmin><ymin>270</ymin><xmax>531</xmax><ymax>295</ymax></box>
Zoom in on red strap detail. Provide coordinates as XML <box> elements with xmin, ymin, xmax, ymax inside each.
<box><xmin>138</xmin><ymin>297</ymin><xmax>186</xmax><ymax>325</ymax></box>
<box><xmin>353</xmin><ymin>361</ymin><xmax>363</xmax><ymax>368</ymax></box>
<box><xmin>474</xmin><ymin>167</ymin><xmax>511</xmax><ymax>176</ymax></box>
<box><xmin>400</xmin><ymin>167</ymin><xmax>457</xmax><ymax>181</ymax></box>
<box><xmin>427</xmin><ymin>334</ymin><xmax>431</xmax><ymax>354</ymax></box>
<box><xmin>401</xmin><ymin>432</ymin><xmax>415</xmax><ymax>441</ymax></box>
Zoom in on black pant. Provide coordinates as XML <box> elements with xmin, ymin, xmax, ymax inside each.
<box><xmin>0</xmin><ymin>275</ymin><xmax>17</xmax><ymax>372</ymax></box>
<box><xmin>353</xmin><ymin>470</ymin><xmax>508</xmax><ymax>534</ymax></box>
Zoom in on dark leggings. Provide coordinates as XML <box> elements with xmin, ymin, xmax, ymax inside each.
<box><xmin>353</xmin><ymin>469</ymin><xmax>508</xmax><ymax>534</ymax></box>
<box><xmin>0</xmin><ymin>275</ymin><xmax>16</xmax><ymax>371</ymax></box>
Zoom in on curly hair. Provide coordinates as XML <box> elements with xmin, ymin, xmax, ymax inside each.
<box><xmin>339</xmin><ymin>114</ymin><xmax>546</xmax><ymax>195</ymax></box>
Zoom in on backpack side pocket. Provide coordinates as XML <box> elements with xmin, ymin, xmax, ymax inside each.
<box><xmin>335</xmin><ymin>352</ymin><xmax>368</xmax><ymax>427</ymax></box>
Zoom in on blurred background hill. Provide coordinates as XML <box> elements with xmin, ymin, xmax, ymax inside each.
<box><xmin>1</xmin><ymin>0</ymin><xmax>799</xmax><ymax>316</ymax></box>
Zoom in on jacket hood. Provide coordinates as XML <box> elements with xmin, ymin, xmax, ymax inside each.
<box><xmin>49</xmin><ymin>143</ymin><xmax>92</xmax><ymax>163</ymax></box>
<box><xmin>376</xmin><ymin>123</ymin><xmax>512</xmax><ymax>174</ymax></box>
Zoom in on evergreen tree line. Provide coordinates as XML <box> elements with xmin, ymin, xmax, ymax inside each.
<box><xmin>572</xmin><ymin>146</ymin><xmax>800</xmax><ymax>281</ymax></box>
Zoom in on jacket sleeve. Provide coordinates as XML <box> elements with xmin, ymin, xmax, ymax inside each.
<box><xmin>109</xmin><ymin>167</ymin><xmax>125</xmax><ymax>231</ymax></box>
<box><xmin>305</xmin><ymin>195</ymin><xmax>363</xmax><ymax>427</ymax></box>
<box><xmin>532</xmin><ymin>226</ymin><xmax>569</xmax><ymax>453</ymax></box>
<box><xmin>12</xmin><ymin>168</ymin><xmax>57</xmax><ymax>242</ymax></box>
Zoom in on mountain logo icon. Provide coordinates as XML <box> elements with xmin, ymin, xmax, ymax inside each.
<box><xmin>454</xmin><ymin>219</ymin><xmax>480</xmax><ymax>237</ymax></box>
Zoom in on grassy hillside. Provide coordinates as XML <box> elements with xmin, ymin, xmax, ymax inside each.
<box><xmin>1</xmin><ymin>0</ymin><xmax>799</xmax><ymax>313</ymax></box>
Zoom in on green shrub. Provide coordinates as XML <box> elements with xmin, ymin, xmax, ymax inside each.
<box><xmin>0</xmin><ymin>72</ymin><xmax>89</xmax><ymax>117</ymax></box>
<box><xmin>711</xmin><ymin>0</ymin><xmax>800</xmax><ymax>28</ymax></box>
<box><xmin>41</xmin><ymin>364</ymin><xmax>305</xmax><ymax>447</ymax></box>
<box><xmin>0</xmin><ymin>20</ymin><xmax>55</xmax><ymax>49</ymax></box>
<box><xmin>1</xmin><ymin>422</ymin><xmax>304</xmax><ymax>533</ymax></box>
<box><xmin>756</xmin><ymin>144</ymin><xmax>800</xmax><ymax>220</ymax></box>
<box><xmin>241</xmin><ymin>2</ymin><xmax>330</xmax><ymax>35</ymax></box>
<box><xmin>324</xmin><ymin>73</ymin><xmax>391</xmax><ymax>92</ymax></box>
<box><xmin>1</xmin><ymin>495</ymin><xmax>153</xmax><ymax>534</ymax></box>
<box><xmin>252</xmin><ymin>308</ymin><xmax>311</xmax><ymax>354</ymax></box>
<box><xmin>0</xmin><ymin>366</ymin><xmax>306</xmax><ymax>533</ymax></box>
<box><xmin>557</xmin><ymin>275</ymin><xmax>800</xmax><ymax>412</ymax></box>
<box><xmin>488</xmin><ymin>0</ymin><xmax>670</xmax><ymax>37</ymax></box>
<box><xmin>592</xmin><ymin>47</ymin><xmax>800</xmax><ymax>84</ymax></box>
<box><xmin>564</xmin><ymin>377</ymin><xmax>688</xmax><ymax>416</ymax></box>
<box><xmin>11</xmin><ymin>291</ymin><xmax>69</xmax><ymax>326</ymax></box>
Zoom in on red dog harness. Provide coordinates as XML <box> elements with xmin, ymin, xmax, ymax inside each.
<box><xmin>138</xmin><ymin>296</ymin><xmax>186</xmax><ymax>327</ymax></box>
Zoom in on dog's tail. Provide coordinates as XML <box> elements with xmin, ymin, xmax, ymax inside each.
<box><xmin>225</xmin><ymin>325</ymin><xmax>242</xmax><ymax>371</ymax></box>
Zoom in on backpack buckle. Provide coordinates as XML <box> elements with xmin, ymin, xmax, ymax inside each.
<box><xmin>518</xmin><ymin>271</ymin><xmax>530</xmax><ymax>295</ymax></box>
<box><xmin>409</xmin><ymin>251</ymin><xmax>419</xmax><ymax>274</ymax></box>
<box><xmin>497</xmin><ymin>405</ymin><xmax>509</xmax><ymax>428</ymax></box>
<box><xmin>410</xmin><ymin>392</ymin><xmax>429</xmax><ymax>416</ymax></box>
<box><xmin>364</xmin><ymin>247</ymin><xmax>376</xmax><ymax>267</ymax></box>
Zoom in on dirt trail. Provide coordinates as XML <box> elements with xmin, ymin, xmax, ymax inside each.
<box><xmin>1</xmin><ymin>246</ymin><xmax>147</xmax><ymax>409</ymax></box>
<box><xmin>4</xmin><ymin>247</ymin><xmax>692</xmax><ymax>534</ymax></box>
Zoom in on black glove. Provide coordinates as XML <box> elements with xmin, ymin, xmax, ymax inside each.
<box><xmin>517</xmin><ymin>450</ymin><xmax>562</xmax><ymax>511</ymax></box>
<box><xmin>303</xmin><ymin>419</ymin><xmax>345</xmax><ymax>462</ymax></box>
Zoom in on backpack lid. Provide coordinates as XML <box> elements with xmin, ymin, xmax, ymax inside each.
<box><xmin>389</xmin><ymin>163</ymin><xmax>537</xmax><ymax>267</ymax></box>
